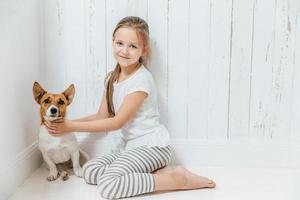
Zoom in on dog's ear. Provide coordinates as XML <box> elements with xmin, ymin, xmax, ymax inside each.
<box><xmin>63</xmin><ymin>84</ymin><xmax>75</xmax><ymax>105</ymax></box>
<box><xmin>33</xmin><ymin>82</ymin><xmax>47</xmax><ymax>104</ymax></box>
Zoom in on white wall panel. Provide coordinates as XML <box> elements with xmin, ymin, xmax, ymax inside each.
<box><xmin>43</xmin><ymin>0</ymin><xmax>67</xmax><ymax>90</ymax></box>
<box><xmin>249</xmin><ymin>0</ymin><xmax>277</xmax><ymax>139</ymax></box>
<box><xmin>188</xmin><ymin>0</ymin><xmax>210</xmax><ymax>139</ymax></box>
<box><xmin>269</xmin><ymin>0</ymin><xmax>295</xmax><ymax>139</ymax></box>
<box><xmin>84</xmin><ymin>0</ymin><xmax>106</xmax><ymax>115</ymax></box>
<box><xmin>228</xmin><ymin>0</ymin><xmax>254</xmax><ymax>139</ymax></box>
<box><xmin>206</xmin><ymin>0</ymin><xmax>232</xmax><ymax>139</ymax></box>
<box><xmin>42</xmin><ymin>0</ymin><xmax>300</xmax><ymax>142</ymax></box>
<box><xmin>291</xmin><ymin>1</ymin><xmax>300</xmax><ymax>141</ymax></box>
<box><xmin>167</xmin><ymin>0</ymin><xmax>189</xmax><ymax>139</ymax></box>
<box><xmin>148</xmin><ymin>0</ymin><xmax>169</xmax><ymax>127</ymax></box>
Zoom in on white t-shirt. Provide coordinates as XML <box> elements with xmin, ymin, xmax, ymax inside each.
<box><xmin>112</xmin><ymin>65</ymin><xmax>171</xmax><ymax>151</ymax></box>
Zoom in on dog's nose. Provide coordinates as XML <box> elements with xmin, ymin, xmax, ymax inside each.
<box><xmin>50</xmin><ymin>107</ymin><xmax>57</xmax><ymax>114</ymax></box>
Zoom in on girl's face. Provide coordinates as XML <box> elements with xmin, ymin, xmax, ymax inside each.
<box><xmin>113</xmin><ymin>27</ymin><xmax>144</xmax><ymax>68</ymax></box>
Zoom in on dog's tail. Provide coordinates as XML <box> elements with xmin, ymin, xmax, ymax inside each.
<box><xmin>79</xmin><ymin>149</ymin><xmax>90</xmax><ymax>166</ymax></box>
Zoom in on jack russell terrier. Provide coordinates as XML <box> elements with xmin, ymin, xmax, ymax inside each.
<box><xmin>33</xmin><ymin>82</ymin><xmax>89</xmax><ymax>181</ymax></box>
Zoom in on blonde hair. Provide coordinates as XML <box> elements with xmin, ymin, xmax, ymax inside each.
<box><xmin>105</xmin><ymin>16</ymin><xmax>151</xmax><ymax>117</ymax></box>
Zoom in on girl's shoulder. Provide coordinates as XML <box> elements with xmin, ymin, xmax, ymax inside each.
<box><xmin>135</xmin><ymin>66</ymin><xmax>154</xmax><ymax>81</ymax></box>
<box><xmin>126</xmin><ymin>66</ymin><xmax>155</xmax><ymax>95</ymax></box>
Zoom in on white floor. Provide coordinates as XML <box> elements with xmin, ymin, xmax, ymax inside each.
<box><xmin>9</xmin><ymin>165</ymin><xmax>300</xmax><ymax>200</ymax></box>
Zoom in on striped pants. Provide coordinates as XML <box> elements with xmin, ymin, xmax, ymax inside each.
<box><xmin>82</xmin><ymin>146</ymin><xmax>172</xmax><ymax>199</ymax></box>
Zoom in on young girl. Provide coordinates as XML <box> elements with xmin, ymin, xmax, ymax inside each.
<box><xmin>45</xmin><ymin>16</ymin><xmax>216</xmax><ymax>199</ymax></box>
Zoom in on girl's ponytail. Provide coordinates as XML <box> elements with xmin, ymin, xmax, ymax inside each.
<box><xmin>105</xmin><ymin>63</ymin><xmax>121</xmax><ymax>117</ymax></box>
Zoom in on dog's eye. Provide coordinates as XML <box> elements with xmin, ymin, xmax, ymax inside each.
<box><xmin>58</xmin><ymin>100</ymin><xmax>65</xmax><ymax>105</ymax></box>
<box><xmin>43</xmin><ymin>99</ymin><xmax>50</xmax><ymax>104</ymax></box>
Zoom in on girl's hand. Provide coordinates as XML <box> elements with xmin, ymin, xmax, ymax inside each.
<box><xmin>44</xmin><ymin>118</ymin><xmax>74</xmax><ymax>135</ymax></box>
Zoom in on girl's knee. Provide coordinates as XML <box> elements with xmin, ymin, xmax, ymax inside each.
<box><xmin>82</xmin><ymin>160</ymin><xmax>104</xmax><ymax>185</ymax></box>
<box><xmin>98</xmin><ymin>178</ymin><xmax>119</xmax><ymax>199</ymax></box>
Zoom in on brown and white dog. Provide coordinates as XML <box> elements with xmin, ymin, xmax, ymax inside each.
<box><xmin>33</xmin><ymin>82</ymin><xmax>89</xmax><ymax>181</ymax></box>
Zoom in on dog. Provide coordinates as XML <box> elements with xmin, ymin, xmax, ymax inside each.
<box><xmin>33</xmin><ymin>82</ymin><xmax>89</xmax><ymax>181</ymax></box>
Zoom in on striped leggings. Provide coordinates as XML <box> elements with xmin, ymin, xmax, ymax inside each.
<box><xmin>82</xmin><ymin>146</ymin><xmax>172</xmax><ymax>199</ymax></box>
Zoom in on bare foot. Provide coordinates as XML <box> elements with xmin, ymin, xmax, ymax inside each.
<box><xmin>171</xmin><ymin>166</ymin><xmax>216</xmax><ymax>190</ymax></box>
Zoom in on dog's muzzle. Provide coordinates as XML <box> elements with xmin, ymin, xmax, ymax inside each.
<box><xmin>45</xmin><ymin>105</ymin><xmax>59</xmax><ymax>121</ymax></box>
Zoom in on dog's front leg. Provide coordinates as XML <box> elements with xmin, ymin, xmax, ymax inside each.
<box><xmin>70</xmin><ymin>150</ymin><xmax>82</xmax><ymax>177</ymax></box>
<box><xmin>42</xmin><ymin>152</ymin><xmax>59</xmax><ymax>181</ymax></box>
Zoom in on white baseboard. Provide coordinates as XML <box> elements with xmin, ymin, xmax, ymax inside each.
<box><xmin>78</xmin><ymin>136</ymin><xmax>300</xmax><ymax>168</ymax></box>
<box><xmin>1</xmin><ymin>141</ymin><xmax>42</xmax><ymax>199</ymax></box>
<box><xmin>171</xmin><ymin>139</ymin><xmax>300</xmax><ymax>168</ymax></box>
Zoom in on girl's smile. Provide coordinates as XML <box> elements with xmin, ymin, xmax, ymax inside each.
<box><xmin>118</xmin><ymin>55</ymin><xmax>130</xmax><ymax>59</ymax></box>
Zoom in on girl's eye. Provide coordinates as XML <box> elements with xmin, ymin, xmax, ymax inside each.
<box><xmin>58</xmin><ymin>99</ymin><xmax>65</xmax><ymax>105</ymax></box>
<box><xmin>44</xmin><ymin>99</ymin><xmax>50</xmax><ymax>104</ymax></box>
<box><xmin>116</xmin><ymin>42</ymin><xmax>123</xmax><ymax>46</ymax></box>
<box><xmin>130</xmin><ymin>45</ymin><xmax>137</xmax><ymax>49</ymax></box>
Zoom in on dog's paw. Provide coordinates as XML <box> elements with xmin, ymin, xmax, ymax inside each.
<box><xmin>47</xmin><ymin>171</ymin><xmax>59</xmax><ymax>181</ymax></box>
<box><xmin>60</xmin><ymin>171</ymin><xmax>69</xmax><ymax>181</ymax></box>
<box><xmin>73</xmin><ymin>167</ymin><xmax>82</xmax><ymax>177</ymax></box>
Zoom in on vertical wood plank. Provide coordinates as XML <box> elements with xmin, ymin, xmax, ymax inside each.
<box><xmin>167</xmin><ymin>0</ymin><xmax>189</xmax><ymax>139</ymax></box>
<box><xmin>126</xmin><ymin>0</ymin><xmax>148</xmax><ymax>18</ymax></box>
<box><xmin>147</xmin><ymin>0</ymin><xmax>169</xmax><ymax>127</ymax></box>
<box><xmin>228</xmin><ymin>0</ymin><xmax>254</xmax><ymax>139</ymax></box>
<box><xmin>249</xmin><ymin>0</ymin><xmax>276</xmax><ymax>139</ymax></box>
<box><xmin>207</xmin><ymin>0</ymin><xmax>232</xmax><ymax>139</ymax></box>
<box><xmin>43</xmin><ymin>0</ymin><xmax>67</xmax><ymax>90</ymax></box>
<box><xmin>291</xmin><ymin>0</ymin><xmax>300</xmax><ymax>141</ymax></box>
<box><xmin>269</xmin><ymin>0</ymin><xmax>296</xmax><ymax>139</ymax></box>
<box><xmin>85</xmin><ymin>0</ymin><xmax>107</xmax><ymax>115</ymax></box>
<box><xmin>188</xmin><ymin>0</ymin><xmax>210</xmax><ymax>139</ymax></box>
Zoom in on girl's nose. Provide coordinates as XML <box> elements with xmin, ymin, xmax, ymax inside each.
<box><xmin>121</xmin><ymin>47</ymin><xmax>129</xmax><ymax>54</ymax></box>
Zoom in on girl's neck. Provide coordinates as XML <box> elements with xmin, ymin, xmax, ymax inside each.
<box><xmin>120</xmin><ymin>62</ymin><xmax>141</xmax><ymax>76</ymax></box>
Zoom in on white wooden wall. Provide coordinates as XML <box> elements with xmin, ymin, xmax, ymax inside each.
<box><xmin>42</xmin><ymin>0</ymin><xmax>300</xmax><ymax>143</ymax></box>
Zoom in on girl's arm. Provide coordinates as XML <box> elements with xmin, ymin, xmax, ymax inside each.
<box><xmin>73</xmin><ymin>92</ymin><xmax>110</xmax><ymax>122</ymax></box>
<box><xmin>46</xmin><ymin>91</ymin><xmax>147</xmax><ymax>134</ymax></box>
<box><xmin>72</xmin><ymin>91</ymin><xmax>147</xmax><ymax>132</ymax></box>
